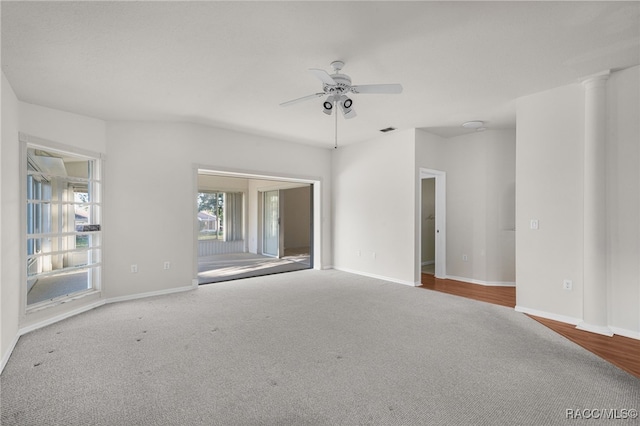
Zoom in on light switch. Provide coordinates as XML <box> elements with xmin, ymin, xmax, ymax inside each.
<box><xmin>530</xmin><ymin>219</ymin><xmax>539</xmax><ymax>230</ymax></box>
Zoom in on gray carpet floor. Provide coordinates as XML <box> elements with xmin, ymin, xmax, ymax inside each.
<box><xmin>2</xmin><ymin>269</ymin><xmax>638</xmax><ymax>425</ymax></box>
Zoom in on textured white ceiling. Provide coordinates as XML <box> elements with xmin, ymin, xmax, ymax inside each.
<box><xmin>2</xmin><ymin>1</ymin><xmax>639</xmax><ymax>147</ymax></box>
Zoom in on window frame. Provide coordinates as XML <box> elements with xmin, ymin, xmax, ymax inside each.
<box><xmin>20</xmin><ymin>133</ymin><xmax>104</xmax><ymax>313</ymax></box>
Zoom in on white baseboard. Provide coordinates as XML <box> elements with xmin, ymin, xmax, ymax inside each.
<box><xmin>446</xmin><ymin>275</ymin><xmax>516</xmax><ymax>287</ymax></box>
<box><xmin>576</xmin><ymin>321</ymin><xmax>614</xmax><ymax>337</ymax></box>
<box><xmin>19</xmin><ymin>300</ymin><xmax>107</xmax><ymax>336</ymax></box>
<box><xmin>333</xmin><ymin>267</ymin><xmax>418</xmax><ymax>287</ymax></box>
<box><xmin>515</xmin><ymin>306</ymin><xmax>640</xmax><ymax>340</ymax></box>
<box><xmin>1</xmin><ymin>334</ymin><xmax>21</xmax><ymax>375</ymax></box>
<box><xmin>105</xmin><ymin>284</ymin><xmax>195</xmax><ymax>304</ymax></box>
<box><xmin>610</xmin><ymin>326</ymin><xmax>640</xmax><ymax>341</ymax></box>
<box><xmin>514</xmin><ymin>305</ymin><xmax>581</xmax><ymax>325</ymax></box>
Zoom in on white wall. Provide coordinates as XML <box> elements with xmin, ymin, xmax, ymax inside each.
<box><xmin>332</xmin><ymin>129</ymin><xmax>417</xmax><ymax>285</ymax></box>
<box><xmin>416</xmin><ymin>129</ymin><xmax>516</xmax><ymax>285</ymax></box>
<box><xmin>19</xmin><ymin>102</ymin><xmax>106</xmax><ymax>153</ymax></box>
<box><xmin>105</xmin><ymin>122</ymin><xmax>332</xmax><ymax>299</ymax></box>
<box><xmin>516</xmin><ymin>66</ymin><xmax>640</xmax><ymax>338</ymax></box>
<box><xmin>1</xmin><ymin>73</ymin><xmax>20</xmax><ymax>370</ymax></box>
<box><xmin>516</xmin><ymin>83</ymin><xmax>585</xmax><ymax>321</ymax></box>
<box><xmin>482</xmin><ymin>131</ymin><xmax>516</xmax><ymax>283</ymax></box>
<box><xmin>605</xmin><ymin>66</ymin><xmax>640</xmax><ymax>338</ymax></box>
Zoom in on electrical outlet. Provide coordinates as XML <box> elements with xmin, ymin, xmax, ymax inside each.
<box><xmin>462</xmin><ymin>254</ymin><xmax>468</xmax><ymax>262</ymax></box>
<box><xmin>563</xmin><ymin>279</ymin><xmax>572</xmax><ymax>290</ymax></box>
<box><xmin>130</xmin><ymin>264</ymin><xmax>138</xmax><ymax>273</ymax></box>
<box><xmin>530</xmin><ymin>219</ymin><xmax>539</xmax><ymax>230</ymax></box>
<box><xmin>356</xmin><ymin>250</ymin><xmax>361</xmax><ymax>257</ymax></box>
<box><xmin>163</xmin><ymin>261</ymin><xmax>170</xmax><ymax>270</ymax></box>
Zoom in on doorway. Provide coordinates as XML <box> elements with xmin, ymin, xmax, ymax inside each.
<box><xmin>419</xmin><ymin>168</ymin><xmax>446</xmax><ymax>279</ymax></box>
<box><xmin>421</xmin><ymin>178</ymin><xmax>436</xmax><ymax>275</ymax></box>
<box><xmin>260</xmin><ymin>185</ymin><xmax>313</xmax><ymax>260</ymax></box>
<box><xmin>196</xmin><ymin>170</ymin><xmax>316</xmax><ymax>284</ymax></box>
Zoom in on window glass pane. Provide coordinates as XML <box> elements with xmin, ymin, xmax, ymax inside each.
<box><xmin>64</xmin><ymin>159</ymin><xmax>90</xmax><ymax>179</ymax></box>
<box><xmin>197</xmin><ymin>191</ymin><xmax>243</xmax><ymax>242</ymax></box>
<box><xmin>27</xmin><ymin>268</ymin><xmax>92</xmax><ymax>306</ymax></box>
<box><xmin>66</xmin><ymin>249</ymin><xmax>101</xmax><ymax>268</ymax></box>
<box><xmin>26</xmin><ymin>203</ymin><xmax>52</xmax><ymax>235</ymax></box>
<box><xmin>197</xmin><ymin>192</ymin><xmax>223</xmax><ymax>240</ymax></box>
<box><xmin>25</xmin><ymin>145</ymin><xmax>101</xmax><ymax>307</ymax></box>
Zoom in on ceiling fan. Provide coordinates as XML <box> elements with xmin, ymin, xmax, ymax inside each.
<box><xmin>280</xmin><ymin>60</ymin><xmax>403</xmax><ymax>119</ymax></box>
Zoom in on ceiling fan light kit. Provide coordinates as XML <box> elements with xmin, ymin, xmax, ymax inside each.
<box><xmin>280</xmin><ymin>60</ymin><xmax>403</xmax><ymax>148</ymax></box>
<box><xmin>323</xmin><ymin>98</ymin><xmax>333</xmax><ymax>115</ymax></box>
<box><xmin>292</xmin><ymin>62</ymin><xmax>403</xmax><ymax>119</ymax></box>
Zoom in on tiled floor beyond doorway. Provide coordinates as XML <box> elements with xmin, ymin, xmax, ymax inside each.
<box><xmin>198</xmin><ymin>248</ymin><xmax>310</xmax><ymax>284</ymax></box>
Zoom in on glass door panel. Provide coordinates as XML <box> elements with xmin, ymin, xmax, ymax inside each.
<box><xmin>263</xmin><ymin>190</ymin><xmax>279</xmax><ymax>257</ymax></box>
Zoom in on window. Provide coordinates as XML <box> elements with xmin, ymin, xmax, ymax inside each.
<box><xmin>25</xmin><ymin>141</ymin><xmax>102</xmax><ymax>308</ymax></box>
<box><xmin>197</xmin><ymin>191</ymin><xmax>243</xmax><ymax>241</ymax></box>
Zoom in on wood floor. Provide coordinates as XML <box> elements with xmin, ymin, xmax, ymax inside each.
<box><xmin>420</xmin><ymin>273</ymin><xmax>640</xmax><ymax>379</ymax></box>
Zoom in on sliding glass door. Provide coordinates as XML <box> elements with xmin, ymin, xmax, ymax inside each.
<box><xmin>263</xmin><ymin>190</ymin><xmax>279</xmax><ymax>257</ymax></box>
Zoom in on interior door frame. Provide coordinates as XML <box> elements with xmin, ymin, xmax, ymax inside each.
<box><xmin>194</xmin><ymin>166</ymin><xmax>322</xmax><ymax>283</ymax></box>
<box><xmin>419</xmin><ymin>168</ymin><xmax>446</xmax><ymax>279</ymax></box>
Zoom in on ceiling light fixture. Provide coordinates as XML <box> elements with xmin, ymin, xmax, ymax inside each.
<box><xmin>462</xmin><ymin>120</ymin><xmax>484</xmax><ymax>129</ymax></box>
<box><xmin>339</xmin><ymin>95</ymin><xmax>356</xmax><ymax>119</ymax></box>
<box><xmin>323</xmin><ymin>97</ymin><xmax>334</xmax><ymax>115</ymax></box>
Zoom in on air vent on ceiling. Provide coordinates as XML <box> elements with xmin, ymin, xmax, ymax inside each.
<box><xmin>379</xmin><ymin>127</ymin><xmax>397</xmax><ymax>133</ymax></box>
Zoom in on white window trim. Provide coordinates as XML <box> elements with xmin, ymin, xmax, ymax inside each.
<box><xmin>19</xmin><ymin>133</ymin><xmax>105</xmax><ymax>314</ymax></box>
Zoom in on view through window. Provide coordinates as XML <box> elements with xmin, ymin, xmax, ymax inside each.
<box><xmin>197</xmin><ymin>191</ymin><xmax>243</xmax><ymax>242</ymax></box>
<box><xmin>26</xmin><ymin>145</ymin><xmax>102</xmax><ymax>307</ymax></box>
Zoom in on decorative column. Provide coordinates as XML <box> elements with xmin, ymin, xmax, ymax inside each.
<box><xmin>578</xmin><ymin>71</ymin><xmax>612</xmax><ymax>336</ymax></box>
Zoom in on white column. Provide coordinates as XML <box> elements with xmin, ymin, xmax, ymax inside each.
<box><xmin>577</xmin><ymin>71</ymin><xmax>612</xmax><ymax>336</ymax></box>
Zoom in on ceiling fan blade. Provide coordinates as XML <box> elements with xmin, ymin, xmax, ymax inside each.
<box><xmin>280</xmin><ymin>93</ymin><xmax>324</xmax><ymax>107</ymax></box>
<box><xmin>309</xmin><ymin>68</ymin><xmax>337</xmax><ymax>86</ymax></box>
<box><xmin>351</xmin><ymin>84</ymin><xmax>403</xmax><ymax>94</ymax></box>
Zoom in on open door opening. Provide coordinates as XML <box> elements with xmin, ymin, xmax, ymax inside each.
<box><xmin>421</xmin><ymin>178</ymin><xmax>436</xmax><ymax>275</ymax></box>
<box><xmin>420</xmin><ymin>168</ymin><xmax>446</xmax><ymax>280</ymax></box>
<box><xmin>196</xmin><ymin>171</ymin><xmax>314</xmax><ymax>284</ymax></box>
